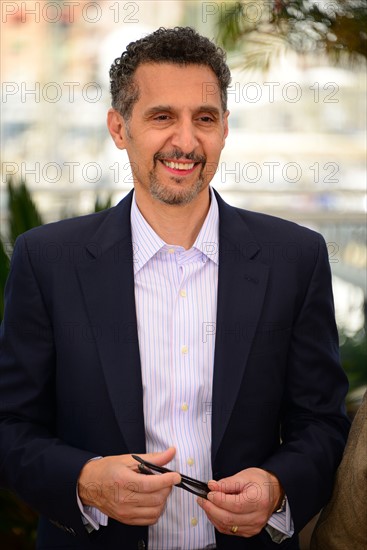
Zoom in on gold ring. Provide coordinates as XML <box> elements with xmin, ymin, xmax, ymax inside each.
<box><xmin>230</xmin><ymin>525</ymin><xmax>238</xmax><ymax>534</ymax></box>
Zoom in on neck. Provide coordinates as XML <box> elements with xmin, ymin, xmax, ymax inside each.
<box><xmin>134</xmin><ymin>187</ymin><xmax>211</xmax><ymax>249</ymax></box>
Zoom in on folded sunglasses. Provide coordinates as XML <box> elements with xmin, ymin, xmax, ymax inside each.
<box><xmin>132</xmin><ymin>454</ymin><xmax>210</xmax><ymax>499</ymax></box>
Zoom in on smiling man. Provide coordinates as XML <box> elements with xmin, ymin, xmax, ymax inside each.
<box><xmin>107</xmin><ymin>54</ymin><xmax>229</xmax><ymax>250</ymax></box>
<box><xmin>0</xmin><ymin>27</ymin><xmax>350</xmax><ymax>550</ymax></box>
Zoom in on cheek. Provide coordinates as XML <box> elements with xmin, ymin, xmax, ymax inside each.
<box><xmin>207</xmin><ymin>134</ymin><xmax>226</xmax><ymax>154</ymax></box>
<box><xmin>205</xmin><ymin>143</ymin><xmax>224</xmax><ymax>165</ymax></box>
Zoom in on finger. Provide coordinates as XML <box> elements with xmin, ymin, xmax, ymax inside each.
<box><xmin>202</xmin><ymin>510</ymin><xmax>234</xmax><ymax>536</ymax></box>
<box><xmin>206</xmin><ymin>490</ymin><xmax>259</xmax><ymax>514</ymax></box>
<box><xmin>208</xmin><ymin>477</ymin><xmax>265</xmax><ymax>511</ymax></box>
<box><xmin>133</xmin><ymin>447</ymin><xmax>181</xmax><ymax>488</ymax></box>
<box><xmin>198</xmin><ymin>498</ymin><xmax>260</xmax><ymax>538</ymax></box>
<box><xmin>107</xmin><ymin>460</ymin><xmax>179</xmax><ymax>498</ymax></box>
<box><xmin>93</xmin><ymin>480</ymin><xmax>173</xmax><ymax>525</ymax></box>
<box><xmin>198</xmin><ymin>495</ymin><xmax>240</xmax><ymax>520</ymax></box>
<box><xmin>110</xmin><ymin>505</ymin><xmax>169</xmax><ymax>526</ymax></box>
<box><xmin>198</xmin><ymin>494</ymin><xmax>260</xmax><ymax>525</ymax></box>
<box><xmin>198</xmin><ymin>497</ymin><xmax>240</xmax><ymax>530</ymax></box>
<box><xmin>208</xmin><ymin>477</ymin><xmax>243</xmax><ymax>494</ymax></box>
<box><xmin>123</xmin><ymin>485</ymin><xmax>173</xmax><ymax>508</ymax></box>
<box><xmin>127</xmin><ymin>467</ymin><xmax>181</xmax><ymax>493</ymax></box>
<box><xmin>125</xmin><ymin>447</ymin><xmax>176</xmax><ymax>470</ymax></box>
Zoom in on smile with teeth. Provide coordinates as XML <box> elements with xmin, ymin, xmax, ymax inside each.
<box><xmin>162</xmin><ymin>160</ymin><xmax>196</xmax><ymax>170</ymax></box>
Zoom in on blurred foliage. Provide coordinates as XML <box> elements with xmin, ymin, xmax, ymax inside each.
<box><xmin>6</xmin><ymin>178</ymin><xmax>44</xmax><ymax>249</ymax></box>
<box><xmin>340</xmin><ymin>329</ymin><xmax>367</xmax><ymax>393</ymax></box>
<box><xmin>94</xmin><ymin>194</ymin><xmax>112</xmax><ymax>212</ymax></box>
<box><xmin>216</xmin><ymin>0</ymin><xmax>367</xmax><ymax>69</ymax></box>
<box><xmin>0</xmin><ymin>177</ymin><xmax>45</xmax><ymax>323</ymax></box>
<box><xmin>0</xmin><ymin>240</ymin><xmax>10</xmax><ymax>319</ymax></box>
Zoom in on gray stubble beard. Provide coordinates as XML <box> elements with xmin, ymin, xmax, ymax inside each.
<box><xmin>148</xmin><ymin>166</ymin><xmax>206</xmax><ymax>206</ymax></box>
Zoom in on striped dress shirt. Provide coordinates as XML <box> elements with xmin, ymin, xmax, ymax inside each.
<box><xmin>81</xmin><ymin>188</ymin><xmax>293</xmax><ymax>547</ymax></box>
<box><xmin>131</xmin><ymin>189</ymin><xmax>218</xmax><ymax>549</ymax></box>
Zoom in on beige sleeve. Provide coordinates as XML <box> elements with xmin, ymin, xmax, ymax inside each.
<box><xmin>311</xmin><ymin>390</ymin><xmax>367</xmax><ymax>549</ymax></box>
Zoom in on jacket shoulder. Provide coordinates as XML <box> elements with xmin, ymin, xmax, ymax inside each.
<box><xmin>234</xmin><ymin>206</ymin><xmax>323</xmax><ymax>244</ymax></box>
<box><xmin>15</xmin><ymin>190</ymin><xmax>134</xmax><ymax>247</ymax></box>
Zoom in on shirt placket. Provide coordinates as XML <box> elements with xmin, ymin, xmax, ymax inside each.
<box><xmin>171</xmin><ymin>251</ymin><xmax>210</xmax><ymax>548</ymax></box>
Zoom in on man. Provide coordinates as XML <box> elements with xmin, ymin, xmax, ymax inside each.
<box><xmin>311</xmin><ymin>390</ymin><xmax>367</xmax><ymax>548</ymax></box>
<box><xmin>0</xmin><ymin>27</ymin><xmax>350</xmax><ymax>549</ymax></box>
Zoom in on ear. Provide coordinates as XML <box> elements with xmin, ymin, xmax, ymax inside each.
<box><xmin>107</xmin><ymin>108</ymin><xmax>128</xmax><ymax>150</ymax></box>
<box><xmin>222</xmin><ymin>110</ymin><xmax>230</xmax><ymax>147</ymax></box>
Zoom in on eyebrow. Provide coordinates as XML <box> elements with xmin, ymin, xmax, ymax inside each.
<box><xmin>144</xmin><ymin>104</ymin><xmax>222</xmax><ymax>118</ymax></box>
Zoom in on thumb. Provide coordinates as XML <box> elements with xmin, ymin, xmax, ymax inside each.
<box><xmin>139</xmin><ymin>447</ymin><xmax>181</xmax><ymax>486</ymax></box>
<box><xmin>142</xmin><ymin>446</ymin><xmax>176</xmax><ymax>467</ymax></box>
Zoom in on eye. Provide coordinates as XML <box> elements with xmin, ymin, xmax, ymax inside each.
<box><xmin>153</xmin><ymin>114</ymin><xmax>171</xmax><ymax>121</ymax></box>
<box><xmin>198</xmin><ymin>115</ymin><xmax>215</xmax><ymax>123</ymax></box>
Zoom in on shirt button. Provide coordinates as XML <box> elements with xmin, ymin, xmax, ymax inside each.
<box><xmin>191</xmin><ymin>517</ymin><xmax>198</xmax><ymax>527</ymax></box>
<box><xmin>187</xmin><ymin>457</ymin><xmax>194</xmax><ymax>466</ymax></box>
<box><xmin>168</xmin><ymin>248</ymin><xmax>175</xmax><ymax>254</ymax></box>
<box><xmin>181</xmin><ymin>345</ymin><xmax>188</xmax><ymax>354</ymax></box>
<box><xmin>180</xmin><ymin>289</ymin><xmax>187</xmax><ymax>297</ymax></box>
<box><xmin>181</xmin><ymin>402</ymin><xmax>189</xmax><ymax>411</ymax></box>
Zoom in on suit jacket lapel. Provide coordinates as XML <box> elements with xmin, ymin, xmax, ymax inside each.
<box><xmin>76</xmin><ymin>191</ymin><xmax>146</xmax><ymax>453</ymax></box>
<box><xmin>212</xmin><ymin>191</ymin><xmax>269</xmax><ymax>461</ymax></box>
<box><xmin>74</xmin><ymin>189</ymin><xmax>269</xmax><ymax>459</ymax></box>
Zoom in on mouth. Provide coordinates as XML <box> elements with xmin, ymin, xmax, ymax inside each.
<box><xmin>160</xmin><ymin>159</ymin><xmax>199</xmax><ymax>176</ymax></box>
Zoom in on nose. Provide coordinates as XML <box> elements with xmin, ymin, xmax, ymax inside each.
<box><xmin>170</xmin><ymin>118</ymin><xmax>199</xmax><ymax>153</ymax></box>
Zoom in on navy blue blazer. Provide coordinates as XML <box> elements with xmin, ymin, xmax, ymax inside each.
<box><xmin>0</xmin><ymin>190</ymin><xmax>349</xmax><ymax>549</ymax></box>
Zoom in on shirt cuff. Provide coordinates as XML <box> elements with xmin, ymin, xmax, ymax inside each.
<box><xmin>266</xmin><ymin>497</ymin><xmax>294</xmax><ymax>543</ymax></box>
<box><xmin>76</xmin><ymin>457</ymin><xmax>109</xmax><ymax>532</ymax></box>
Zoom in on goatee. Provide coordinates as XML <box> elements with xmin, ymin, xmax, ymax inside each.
<box><xmin>149</xmin><ymin>150</ymin><xmax>207</xmax><ymax>205</ymax></box>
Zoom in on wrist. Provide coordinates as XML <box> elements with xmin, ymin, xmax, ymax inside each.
<box><xmin>264</xmin><ymin>470</ymin><xmax>285</xmax><ymax>513</ymax></box>
<box><xmin>78</xmin><ymin>457</ymin><xmax>103</xmax><ymax>507</ymax></box>
<box><xmin>274</xmin><ymin>492</ymin><xmax>286</xmax><ymax>513</ymax></box>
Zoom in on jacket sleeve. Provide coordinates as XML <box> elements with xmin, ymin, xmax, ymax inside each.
<box><xmin>261</xmin><ymin>234</ymin><xmax>350</xmax><ymax>532</ymax></box>
<box><xmin>0</xmin><ymin>234</ymin><xmax>96</xmax><ymax>537</ymax></box>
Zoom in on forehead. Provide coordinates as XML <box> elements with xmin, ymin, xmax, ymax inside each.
<box><xmin>132</xmin><ymin>62</ymin><xmax>222</xmax><ymax>111</ymax></box>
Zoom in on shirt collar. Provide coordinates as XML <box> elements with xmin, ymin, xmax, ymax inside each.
<box><xmin>131</xmin><ymin>187</ymin><xmax>219</xmax><ymax>274</ymax></box>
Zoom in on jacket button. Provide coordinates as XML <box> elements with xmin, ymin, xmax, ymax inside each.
<box><xmin>137</xmin><ymin>540</ymin><xmax>146</xmax><ymax>549</ymax></box>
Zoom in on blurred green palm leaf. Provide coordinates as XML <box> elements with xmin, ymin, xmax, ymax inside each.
<box><xmin>217</xmin><ymin>0</ymin><xmax>367</xmax><ymax>69</ymax></box>
<box><xmin>6</xmin><ymin>178</ymin><xmax>44</xmax><ymax>248</ymax></box>
<box><xmin>0</xmin><ymin>240</ymin><xmax>10</xmax><ymax>318</ymax></box>
<box><xmin>0</xmin><ymin>178</ymin><xmax>44</xmax><ymax>322</ymax></box>
<box><xmin>94</xmin><ymin>194</ymin><xmax>112</xmax><ymax>212</ymax></box>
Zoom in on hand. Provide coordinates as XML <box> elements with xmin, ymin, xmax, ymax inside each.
<box><xmin>198</xmin><ymin>467</ymin><xmax>283</xmax><ymax>538</ymax></box>
<box><xmin>78</xmin><ymin>446</ymin><xmax>181</xmax><ymax>525</ymax></box>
